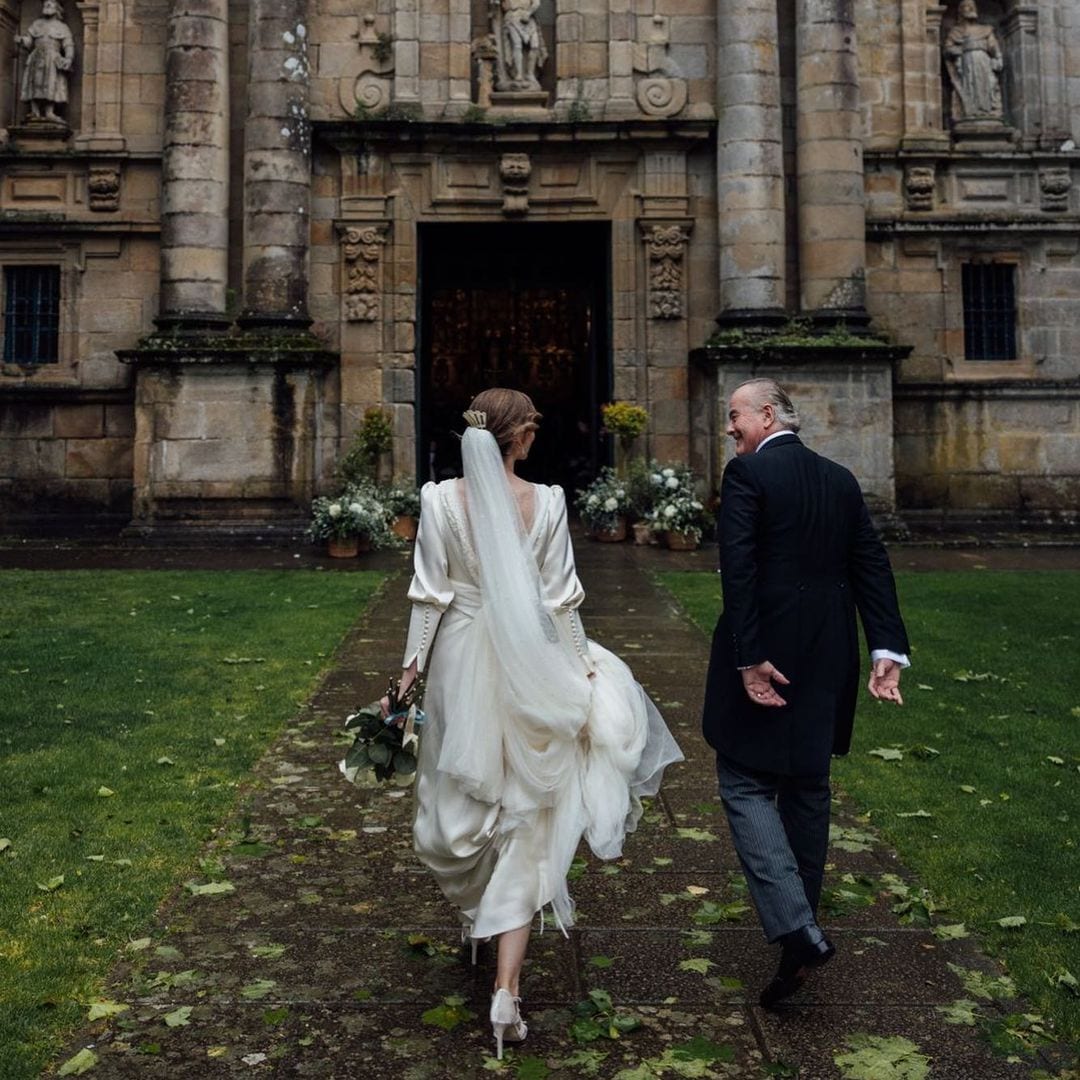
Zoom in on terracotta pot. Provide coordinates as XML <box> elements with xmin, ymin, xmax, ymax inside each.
<box><xmin>665</xmin><ymin>530</ymin><xmax>699</xmax><ymax>552</ymax></box>
<box><xmin>391</xmin><ymin>514</ymin><xmax>418</xmax><ymax>541</ymax></box>
<box><xmin>592</xmin><ymin>517</ymin><xmax>627</xmax><ymax>543</ymax></box>
<box><xmin>327</xmin><ymin>536</ymin><xmax>359</xmax><ymax>558</ymax></box>
<box><xmin>631</xmin><ymin>521</ymin><xmax>654</xmax><ymax>546</ymax></box>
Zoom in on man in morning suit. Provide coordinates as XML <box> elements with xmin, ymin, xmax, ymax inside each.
<box><xmin>702</xmin><ymin>377</ymin><xmax>910</xmax><ymax>1007</ymax></box>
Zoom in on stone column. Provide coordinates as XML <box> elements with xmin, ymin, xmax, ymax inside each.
<box><xmin>240</xmin><ymin>0</ymin><xmax>312</xmax><ymax>329</ymax></box>
<box><xmin>716</xmin><ymin>0</ymin><xmax>787</xmax><ymax>326</ymax></box>
<box><xmin>158</xmin><ymin>0</ymin><xmax>230</xmax><ymax>332</ymax></box>
<box><xmin>796</xmin><ymin>0</ymin><xmax>869</xmax><ymax>324</ymax></box>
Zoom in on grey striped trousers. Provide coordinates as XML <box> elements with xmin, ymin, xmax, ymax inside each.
<box><xmin>716</xmin><ymin>754</ymin><xmax>831</xmax><ymax>943</ymax></box>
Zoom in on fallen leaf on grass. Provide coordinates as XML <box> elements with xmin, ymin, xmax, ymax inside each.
<box><xmin>896</xmin><ymin>810</ymin><xmax>933</xmax><ymax>819</ymax></box>
<box><xmin>0</xmin><ymin>838</ymin><xmax>11</xmax><ymax>853</ymax></box>
<box><xmin>86</xmin><ymin>1000</ymin><xmax>128</xmax><ymax>1021</ymax></box>
<box><xmin>125</xmin><ymin>938</ymin><xmax>151</xmax><ymax>952</ymax></box>
<box><xmin>156</xmin><ymin>757</ymin><xmax>175</xmax><ymax>767</ymax></box>
<box><xmin>678</xmin><ymin>957</ymin><xmax>714</xmax><ymax>975</ymax></box>
<box><xmin>163</xmin><ymin>1006</ymin><xmax>192</xmax><ymax>1027</ymax></box>
<box><xmin>249</xmin><ymin>943</ymin><xmax>288</xmax><ymax>959</ymax></box>
<box><xmin>57</xmin><ymin>1048</ymin><xmax>98</xmax><ymax>1075</ymax></box>
<box><xmin>869</xmin><ymin>746</ymin><xmax>904</xmax><ymax>762</ymax></box>
<box><xmin>959</xmin><ymin>785</ymin><xmax>977</xmax><ymax>794</ymax></box>
<box><xmin>587</xmin><ymin>955</ymin><xmax>615</xmax><ymax>969</ymax></box>
<box><xmin>947</xmin><ymin>962</ymin><xmax>1017</xmax><ymax>1000</ymax></box>
<box><xmin>185</xmin><ymin>880</ymin><xmax>235</xmax><ymax>896</ymax></box>
<box><xmin>1047</xmin><ymin>968</ymin><xmax>1079</xmax><ymax>996</ymax></box>
<box><xmin>96</xmin><ymin>787</ymin><xmax>115</xmax><ymax>798</ymax></box>
<box><xmin>932</xmin><ymin>923</ymin><xmax>969</xmax><ymax>940</ymax></box>
<box><xmin>834</xmin><ymin>1033</ymin><xmax>930</xmax><ymax>1080</ymax></box>
<box><xmin>936</xmin><ymin>998</ymin><xmax>981</xmax><ymax>1026</ymax></box>
<box><xmin>675</xmin><ymin>827</ymin><xmax>718</xmax><ymax>841</ymax></box>
<box><xmin>240</xmin><ymin>979</ymin><xmax>277</xmax><ymax>1000</ymax></box>
<box><xmin>37</xmin><ymin>875</ymin><xmax>64</xmax><ymax>892</ymax></box>
<box><xmin>1047</xmin><ymin>756</ymin><xmax>1065</xmax><ymax>766</ymax></box>
<box><xmin>996</xmin><ymin>915</ymin><xmax>1027</xmax><ymax>929</ymax></box>
<box><xmin>422</xmin><ymin>995</ymin><xmax>476</xmax><ymax>1032</ymax></box>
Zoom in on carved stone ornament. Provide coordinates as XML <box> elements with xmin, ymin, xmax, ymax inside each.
<box><xmin>17</xmin><ymin>0</ymin><xmax>75</xmax><ymax>126</ymax></box>
<box><xmin>499</xmin><ymin>152</ymin><xmax>531</xmax><ymax>216</ymax></box>
<box><xmin>1039</xmin><ymin>167</ymin><xmax>1071</xmax><ymax>212</ymax></box>
<box><xmin>643</xmin><ymin>223</ymin><xmax>690</xmax><ymax>319</ymax></box>
<box><xmin>904</xmin><ymin>164</ymin><xmax>936</xmax><ymax>211</ymax></box>
<box><xmin>88</xmin><ymin>166</ymin><xmax>120</xmax><ymax>211</ymax></box>
<box><xmin>341</xmin><ymin>224</ymin><xmax>387</xmax><ymax>321</ymax></box>
<box><xmin>633</xmin><ymin>16</ymin><xmax>688</xmax><ymax>119</ymax></box>
<box><xmin>472</xmin><ymin>34</ymin><xmax>498</xmax><ymax>109</ymax></box>
<box><xmin>339</xmin><ymin>13</ymin><xmax>393</xmax><ymax>118</ymax></box>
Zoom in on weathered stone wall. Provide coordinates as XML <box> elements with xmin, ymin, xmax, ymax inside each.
<box><xmin>895</xmin><ymin>386</ymin><xmax>1080</xmax><ymax>523</ymax></box>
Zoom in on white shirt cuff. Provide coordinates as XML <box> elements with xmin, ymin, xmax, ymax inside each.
<box><xmin>871</xmin><ymin>648</ymin><xmax>910</xmax><ymax>668</ymax></box>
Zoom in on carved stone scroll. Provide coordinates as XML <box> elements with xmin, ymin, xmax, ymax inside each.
<box><xmin>341</xmin><ymin>224</ymin><xmax>387</xmax><ymax>321</ymax></box>
<box><xmin>633</xmin><ymin>15</ymin><xmax>687</xmax><ymax>119</ymax></box>
<box><xmin>339</xmin><ymin>13</ymin><xmax>393</xmax><ymax>117</ymax></box>
<box><xmin>499</xmin><ymin>152</ymin><xmax>531</xmax><ymax>216</ymax></box>
<box><xmin>904</xmin><ymin>164</ymin><xmax>936</xmax><ymax>211</ymax></box>
<box><xmin>642</xmin><ymin>223</ymin><xmax>690</xmax><ymax>319</ymax></box>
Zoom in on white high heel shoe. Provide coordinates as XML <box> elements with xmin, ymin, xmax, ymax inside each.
<box><xmin>461</xmin><ymin>925</ymin><xmax>479</xmax><ymax>966</ymax></box>
<box><xmin>490</xmin><ymin>988</ymin><xmax>527</xmax><ymax>1060</ymax></box>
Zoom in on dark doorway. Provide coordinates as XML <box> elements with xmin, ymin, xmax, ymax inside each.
<box><xmin>418</xmin><ymin>222</ymin><xmax>611</xmax><ymax>492</ymax></box>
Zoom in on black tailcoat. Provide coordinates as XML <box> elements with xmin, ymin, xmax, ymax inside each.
<box><xmin>702</xmin><ymin>434</ymin><xmax>910</xmax><ymax>776</ymax></box>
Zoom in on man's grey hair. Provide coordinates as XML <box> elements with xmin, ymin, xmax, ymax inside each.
<box><xmin>735</xmin><ymin>378</ymin><xmax>801</xmax><ymax>433</ymax></box>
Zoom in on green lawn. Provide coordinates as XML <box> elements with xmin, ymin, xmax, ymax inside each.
<box><xmin>0</xmin><ymin>569</ymin><xmax>384</xmax><ymax>1080</ymax></box>
<box><xmin>656</xmin><ymin>569</ymin><xmax>1080</xmax><ymax>1057</ymax></box>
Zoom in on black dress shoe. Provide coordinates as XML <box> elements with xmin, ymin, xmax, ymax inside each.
<box><xmin>759</xmin><ymin>925</ymin><xmax>835</xmax><ymax>1008</ymax></box>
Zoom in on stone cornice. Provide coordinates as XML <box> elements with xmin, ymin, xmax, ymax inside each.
<box><xmin>315</xmin><ymin>118</ymin><xmax>715</xmax><ymax>153</ymax></box>
<box><xmin>691</xmin><ymin>342</ymin><xmax>912</xmax><ymax>368</ymax></box>
<box><xmin>117</xmin><ymin>335</ymin><xmax>337</xmax><ymax>369</ymax></box>
<box><xmin>894</xmin><ymin>379</ymin><xmax>1080</xmax><ymax>400</ymax></box>
<box><xmin>867</xmin><ymin>216</ymin><xmax>1080</xmax><ymax>236</ymax></box>
<box><xmin>0</xmin><ymin>384</ymin><xmax>132</xmax><ymax>402</ymax></box>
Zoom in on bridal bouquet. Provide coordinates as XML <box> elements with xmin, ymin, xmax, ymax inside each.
<box><xmin>339</xmin><ymin>676</ymin><xmax>426</xmax><ymax>785</ymax></box>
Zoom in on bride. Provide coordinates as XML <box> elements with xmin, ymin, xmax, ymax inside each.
<box><xmin>394</xmin><ymin>388</ymin><xmax>682</xmax><ymax>1058</ymax></box>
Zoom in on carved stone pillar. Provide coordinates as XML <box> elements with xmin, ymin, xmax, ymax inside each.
<box><xmin>240</xmin><ymin>0</ymin><xmax>312</xmax><ymax>329</ymax></box>
<box><xmin>1001</xmin><ymin>5</ymin><xmax>1040</xmax><ymax>144</ymax></box>
<box><xmin>716</xmin><ymin>0</ymin><xmax>787</xmax><ymax>326</ymax></box>
<box><xmin>158</xmin><ymin>0</ymin><xmax>230</xmax><ymax>332</ymax></box>
<box><xmin>74</xmin><ymin>0</ymin><xmax>127</xmax><ymax>151</ymax></box>
<box><xmin>796</xmin><ymin>0</ymin><xmax>869</xmax><ymax>324</ymax></box>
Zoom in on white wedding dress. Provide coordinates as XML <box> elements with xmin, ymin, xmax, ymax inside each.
<box><xmin>404</xmin><ymin>472</ymin><xmax>683</xmax><ymax>941</ymax></box>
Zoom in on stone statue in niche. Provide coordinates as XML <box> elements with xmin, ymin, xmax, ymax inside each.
<box><xmin>17</xmin><ymin>0</ymin><xmax>75</xmax><ymax>124</ymax></box>
<box><xmin>495</xmin><ymin>0</ymin><xmax>546</xmax><ymax>91</ymax></box>
<box><xmin>943</xmin><ymin>0</ymin><xmax>1004</xmax><ymax>122</ymax></box>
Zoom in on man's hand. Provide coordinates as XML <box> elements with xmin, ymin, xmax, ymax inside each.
<box><xmin>741</xmin><ymin>661</ymin><xmax>790</xmax><ymax>708</ymax></box>
<box><xmin>868</xmin><ymin>658</ymin><xmax>904</xmax><ymax>705</ymax></box>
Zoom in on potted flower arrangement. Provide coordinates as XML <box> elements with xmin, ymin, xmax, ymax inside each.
<box><xmin>308</xmin><ymin>482</ymin><xmax>396</xmax><ymax>557</ymax></box>
<box><xmin>601</xmin><ymin>400</ymin><xmax>648</xmax><ymax>477</ymax></box>
<box><xmin>626</xmin><ymin>457</ymin><xmax>662</xmax><ymax>545</ymax></box>
<box><xmin>381</xmin><ymin>483</ymin><xmax>422</xmax><ymax>541</ymax></box>
<box><xmin>646</xmin><ymin>464</ymin><xmax>710</xmax><ymax>551</ymax></box>
<box><xmin>575</xmin><ymin>467</ymin><xmax>631</xmax><ymax>541</ymax></box>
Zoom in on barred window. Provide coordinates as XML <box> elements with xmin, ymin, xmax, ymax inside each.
<box><xmin>3</xmin><ymin>265</ymin><xmax>61</xmax><ymax>365</ymax></box>
<box><xmin>962</xmin><ymin>262</ymin><xmax>1017</xmax><ymax>361</ymax></box>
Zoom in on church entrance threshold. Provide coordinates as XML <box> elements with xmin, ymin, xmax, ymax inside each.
<box><xmin>418</xmin><ymin>222</ymin><xmax>611</xmax><ymax>493</ymax></box>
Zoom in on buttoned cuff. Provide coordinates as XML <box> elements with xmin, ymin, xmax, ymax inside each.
<box><xmin>871</xmin><ymin>648</ymin><xmax>910</xmax><ymax>668</ymax></box>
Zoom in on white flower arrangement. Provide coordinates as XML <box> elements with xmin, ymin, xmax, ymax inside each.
<box><xmin>308</xmin><ymin>481</ymin><xmax>400</xmax><ymax>547</ymax></box>
<box><xmin>645</xmin><ymin>462</ymin><xmax>710</xmax><ymax>542</ymax></box>
<box><xmin>575</xmin><ymin>467</ymin><xmax>632</xmax><ymax>532</ymax></box>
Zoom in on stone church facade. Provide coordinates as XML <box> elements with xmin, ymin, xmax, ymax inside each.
<box><xmin>0</xmin><ymin>0</ymin><xmax>1077</xmax><ymax>533</ymax></box>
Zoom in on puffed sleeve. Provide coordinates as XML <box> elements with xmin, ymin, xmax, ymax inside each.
<box><xmin>402</xmin><ymin>482</ymin><xmax>454</xmax><ymax>672</ymax></box>
<box><xmin>539</xmin><ymin>485</ymin><xmax>596</xmax><ymax>674</ymax></box>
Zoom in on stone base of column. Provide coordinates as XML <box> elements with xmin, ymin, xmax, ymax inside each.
<box><xmin>691</xmin><ymin>338</ymin><xmax>913</xmax><ymax>524</ymax></box>
<box><xmin>155</xmin><ymin>312</ymin><xmax>234</xmax><ymax>336</ymax></box>
<box><xmin>117</xmin><ymin>333</ymin><xmax>336</xmax><ymax>533</ymax></box>
<box><xmin>714</xmin><ymin>307</ymin><xmax>790</xmax><ymax>331</ymax></box>
<box><xmin>807</xmin><ymin>307</ymin><xmax>873</xmax><ymax>331</ymax></box>
<box><xmin>236</xmin><ymin>312</ymin><xmax>315</xmax><ymax>333</ymax></box>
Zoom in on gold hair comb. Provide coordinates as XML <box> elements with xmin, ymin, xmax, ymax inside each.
<box><xmin>463</xmin><ymin>410</ymin><xmax>487</xmax><ymax>429</ymax></box>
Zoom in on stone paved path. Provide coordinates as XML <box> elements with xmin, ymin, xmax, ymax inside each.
<box><xmin>56</xmin><ymin>538</ymin><xmax>1060</xmax><ymax>1078</ymax></box>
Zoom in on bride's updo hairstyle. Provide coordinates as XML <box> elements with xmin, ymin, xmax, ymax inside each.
<box><xmin>468</xmin><ymin>388</ymin><xmax>542</xmax><ymax>458</ymax></box>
